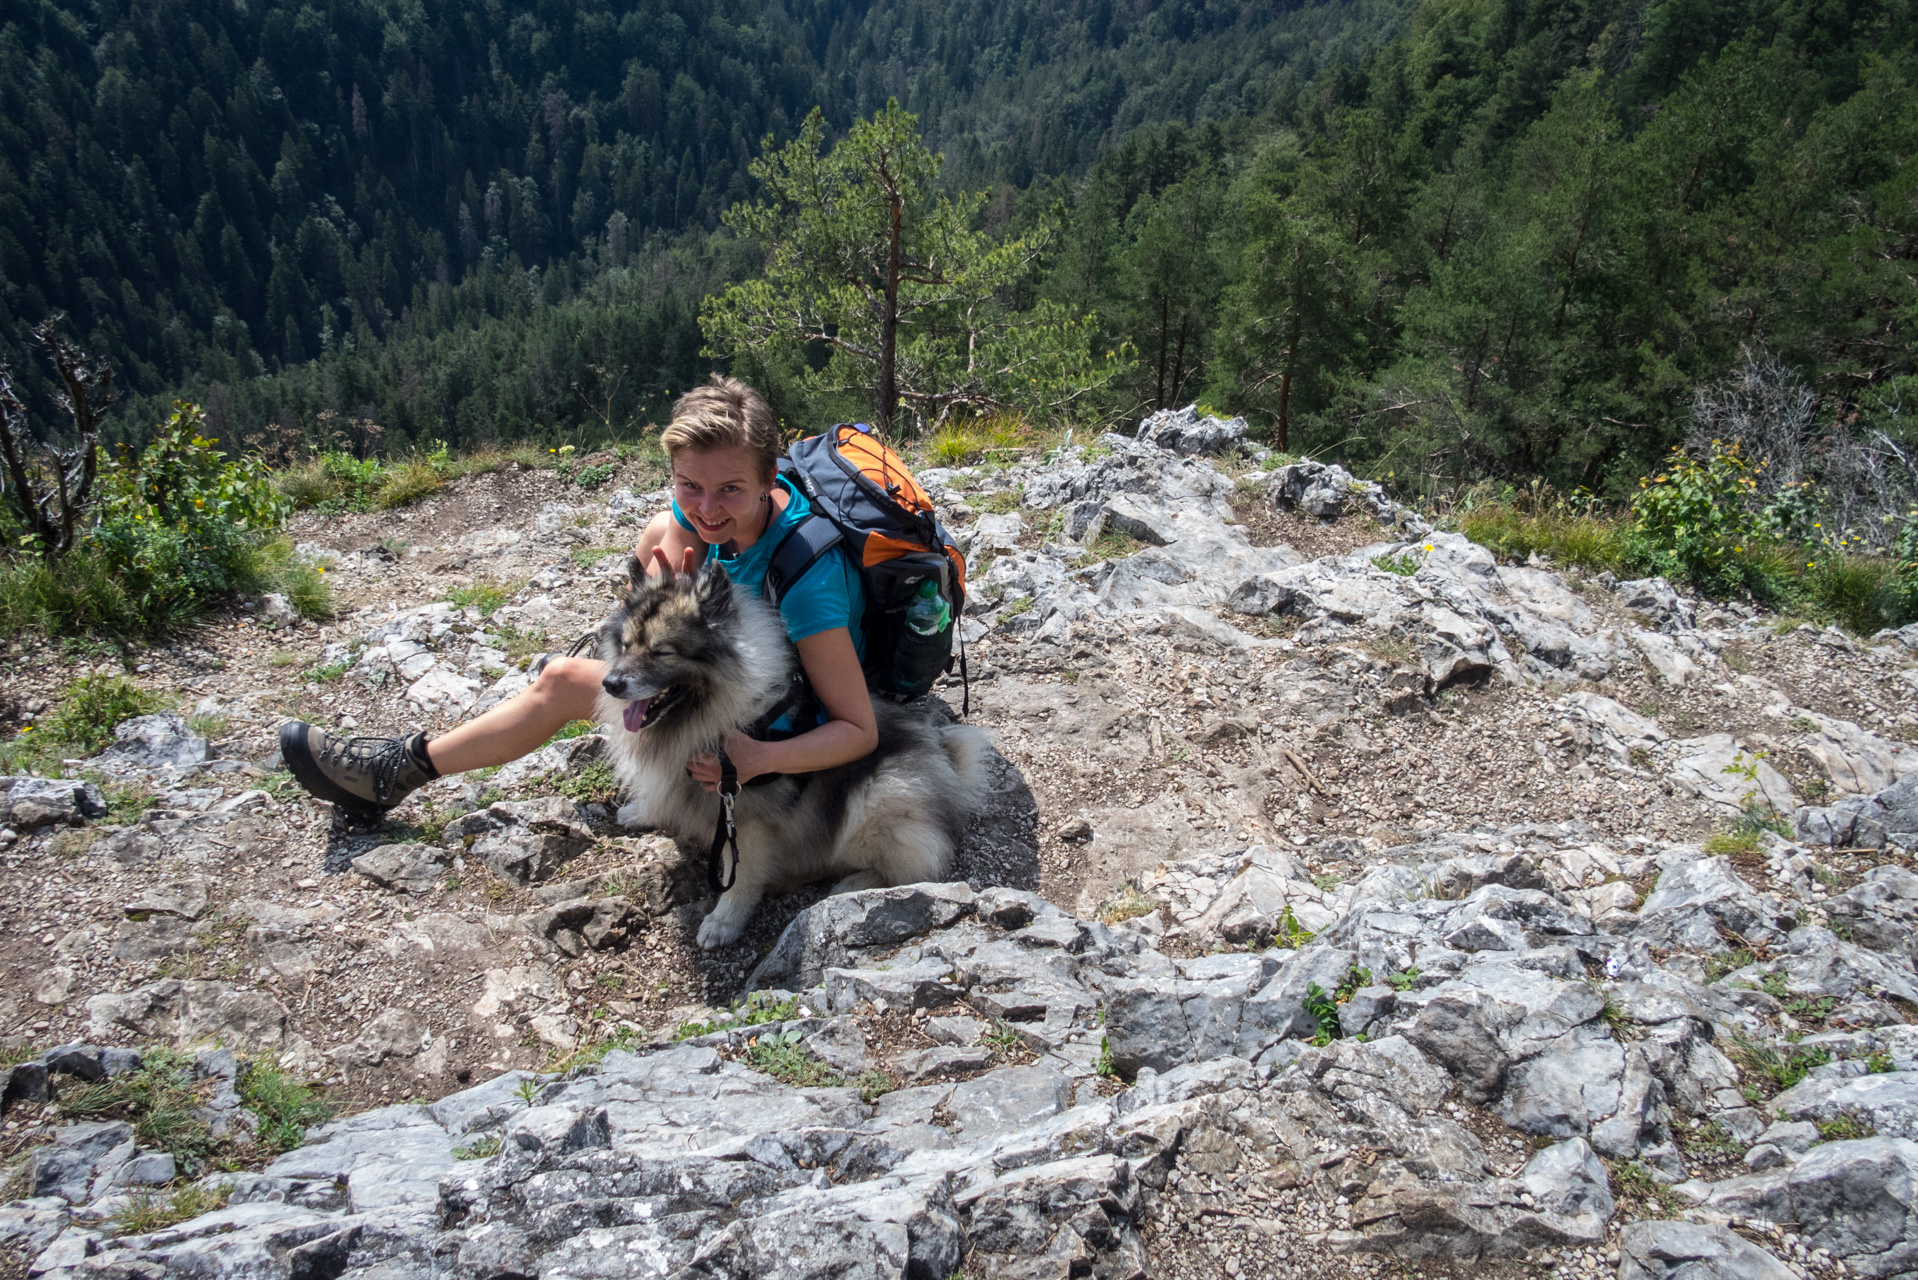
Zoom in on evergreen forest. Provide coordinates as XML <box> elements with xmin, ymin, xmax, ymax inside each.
<box><xmin>2</xmin><ymin>0</ymin><xmax>1914</xmax><ymax>503</ymax></box>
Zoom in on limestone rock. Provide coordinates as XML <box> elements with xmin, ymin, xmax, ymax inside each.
<box><xmin>1618</xmin><ymin>1220</ymin><xmax>1794</xmax><ymax>1280</ymax></box>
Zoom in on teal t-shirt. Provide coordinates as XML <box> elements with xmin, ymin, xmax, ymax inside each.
<box><xmin>673</xmin><ymin>476</ymin><xmax>866</xmax><ymax>661</ymax></box>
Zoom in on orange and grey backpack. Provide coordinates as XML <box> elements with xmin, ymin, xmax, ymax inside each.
<box><xmin>764</xmin><ymin>423</ymin><xmax>968</xmax><ymax>707</ymax></box>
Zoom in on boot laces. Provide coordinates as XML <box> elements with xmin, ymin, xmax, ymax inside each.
<box><xmin>320</xmin><ymin>733</ymin><xmax>411</xmax><ymax>803</ymax></box>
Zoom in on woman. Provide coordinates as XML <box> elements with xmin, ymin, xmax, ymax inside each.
<box><xmin>278</xmin><ymin>376</ymin><xmax>876</xmax><ymax>812</ymax></box>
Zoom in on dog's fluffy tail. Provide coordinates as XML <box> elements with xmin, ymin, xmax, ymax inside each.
<box><xmin>939</xmin><ymin>723</ymin><xmax>992</xmax><ymax>799</ymax></box>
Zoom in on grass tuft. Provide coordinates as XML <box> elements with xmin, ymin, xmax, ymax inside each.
<box><xmin>43</xmin><ymin>676</ymin><xmax>167</xmax><ymax>751</ymax></box>
<box><xmin>109</xmin><ymin>1180</ymin><xmax>232</xmax><ymax>1236</ymax></box>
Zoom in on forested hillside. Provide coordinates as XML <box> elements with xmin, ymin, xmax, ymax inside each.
<box><xmin>3</xmin><ymin>0</ymin><xmax>1915</xmax><ymax>498</ymax></box>
<box><xmin>0</xmin><ymin>0</ymin><xmax>1388</xmax><ymax>443</ymax></box>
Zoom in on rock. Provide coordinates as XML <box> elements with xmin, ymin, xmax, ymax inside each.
<box><xmin>1772</xmin><ymin>1072</ymin><xmax>1918</xmax><ymax>1141</ymax></box>
<box><xmin>84</xmin><ymin>980</ymin><xmax>288</xmax><ymax>1051</ymax></box>
<box><xmin>1618</xmin><ymin>1220</ymin><xmax>1795</xmax><ymax>1280</ymax></box>
<box><xmin>894</xmin><ymin>1046</ymin><xmax>995</xmax><ymax>1081</ymax></box>
<box><xmin>1800</xmin><ymin>777</ymin><xmax>1918</xmax><ymax>850</ymax></box>
<box><xmin>803</xmin><ymin>1018</ymin><xmax>872</xmax><ymax>1074</ymax></box>
<box><xmin>1668</xmin><ymin>734</ymin><xmax>1796</xmax><ymax>815</ymax></box>
<box><xmin>1633</xmin><ymin>856</ymin><xmax>1793</xmax><ymax>949</ymax></box>
<box><xmin>1520</xmin><ymin>1138</ymin><xmax>1615</xmax><ymax>1233</ymax></box>
<box><xmin>96</xmin><ymin>712</ymin><xmax>210</xmax><ymax>772</ymax></box>
<box><xmin>123</xmin><ymin>881</ymin><xmax>211</xmax><ymax>920</ymax></box>
<box><xmin>0</xmin><ymin>777</ymin><xmax>107</xmax><ymax>829</ymax></box>
<box><xmin>970</xmin><ymin>512</ymin><xmax>1024</xmax><ymax>553</ymax></box>
<box><xmin>1613</xmin><ymin>579</ymin><xmax>1695</xmax><ymax>632</ymax></box>
<box><xmin>445</xmin><ymin>798</ymin><xmax>595</xmax><ymax>885</ymax></box>
<box><xmin>1792</xmin><ymin>712</ymin><xmax>1918</xmax><ymax>797</ymax></box>
<box><xmin>31</xmin><ymin>967</ymin><xmax>79</xmax><ymax>1006</ymax></box>
<box><xmin>29</xmin><ymin>1121</ymin><xmax>133</xmax><ymax>1202</ymax></box>
<box><xmin>350</xmin><ymin>843</ymin><xmax>450</xmax><ymax>894</ymax></box>
<box><xmin>749</xmin><ymin>883</ymin><xmax>977</xmax><ymax>990</ymax></box>
<box><xmin>1706</xmin><ymin>1137</ymin><xmax>1918</xmax><ymax>1277</ymax></box>
<box><xmin>1138</xmin><ymin>404</ymin><xmax>1250</xmax><ymax>455</ymax></box>
<box><xmin>260</xmin><ymin>592</ymin><xmax>297</xmax><ymax>627</ymax></box>
<box><xmin>406</xmin><ymin>666</ymin><xmax>484</xmax><ymax>717</ymax></box>
<box><xmin>946</xmin><ymin>1064</ymin><xmax>1071</xmax><ymax>1138</ymax></box>
<box><xmin>1827</xmin><ymin>865</ymin><xmax>1918</xmax><ymax>953</ymax></box>
<box><xmin>1</xmin><ymin>1061</ymin><xmax>49</xmax><ymax>1113</ymax></box>
<box><xmin>524</xmin><ymin>896</ymin><xmax>641</xmax><ymax>956</ymax></box>
<box><xmin>925</xmin><ymin>1014</ymin><xmax>988</xmax><ymax>1046</ymax></box>
<box><xmin>329</xmin><ymin>1008</ymin><xmax>430</xmax><ymax>1069</ymax></box>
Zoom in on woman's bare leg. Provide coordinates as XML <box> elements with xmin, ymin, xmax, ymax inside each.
<box><xmin>424</xmin><ymin>656</ymin><xmax>606</xmax><ymax>775</ymax></box>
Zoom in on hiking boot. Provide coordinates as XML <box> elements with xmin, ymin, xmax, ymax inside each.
<box><xmin>278</xmin><ymin>722</ymin><xmax>439</xmax><ymax>813</ymax></box>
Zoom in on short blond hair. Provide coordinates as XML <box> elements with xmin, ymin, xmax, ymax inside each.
<box><xmin>661</xmin><ymin>376</ymin><xmax>779</xmax><ymax>483</ymax></box>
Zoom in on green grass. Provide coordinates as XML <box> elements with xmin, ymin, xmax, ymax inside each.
<box><xmin>1455</xmin><ymin>501</ymin><xmax>1637</xmax><ymax>575</ymax></box>
<box><xmin>238</xmin><ymin>1059</ymin><xmax>333</xmax><ymax>1154</ymax></box>
<box><xmin>43</xmin><ymin>675</ymin><xmax>167</xmax><ymax>751</ymax></box>
<box><xmin>556</xmin><ymin>760</ymin><xmax>620</xmax><ymax>805</ymax></box>
<box><xmin>1096</xmin><ymin>883</ymin><xmax>1158</xmax><ymax>925</ymax></box>
<box><xmin>919</xmin><ymin>412</ymin><xmax>1031</xmax><ymax>467</ymax></box>
<box><xmin>1071</xmin><ymin>524</ymin><xmax>1147</xmax><ymax>565</ymax></box>
<box><xmin>571</xmin><ymin>546</ymin><xmax>628</xmax><ymax>568</ymax></box>
<box><xmin>1371</xmin><ymin>552</ymin><xmax>1419</xmax><ymax>576</ymax></box>
<box><xmin>452</xmin><ymin>1134</ymin><xmax>502</xmax><ymax>1160</ymax></box>
<box><xmin>1728</xmin><ymin>1031</ymin><xmax>1831</xmax><ymax>1096</ymax></box>
<box><xmin>254</xmin><ymin>539</ymin><xmax>336</xmax><ymax>620</ymax></box>
<box><xmin>675</xmin><ymin>992</ymin><xmax>800</xmax><ymax>1040</ymax></box>
<box><xmin>552</xmin><ymin>719</ymin><xmax>599</xmax><ymax>741</ymax></box>
<box><xmin>445</xmin><ymin>580</ymin><xmax>517</xmax><ymax>618</ymax></box>
<box><xmin>108</xmin><ymin>1180</ymin><xmax>232</xmax><ymax>1237</ymax></box>
<box><xmin>372</xmin><ymin>459</ymin><xmax>447</xmax><ymax>509</ymax></box>
<box><xmin>1815</xmin><ymin>1113</ymin><xmax>1876</xmax><ymax>1142</ymax></box>
<box><xmin>57</xmin><ymin>1048</ymin><xmax>217</xmax><ymax>1165</ymax></box>
<box><xmin>745</xmin><ymin>1030</ymin><xmax>842</xmax><ymax>1088</ymax></box>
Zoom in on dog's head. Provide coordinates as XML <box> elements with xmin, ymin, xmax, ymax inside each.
<box><xmin>598</xmin><ymin>557</ymin><xmax>744</xmax><ymax>733</ymax></box>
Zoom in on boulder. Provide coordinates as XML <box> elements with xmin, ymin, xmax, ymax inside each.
<box><xmin>1706</xmin><ymin>1138</ymin><xmax>1918</xmax><ymax>1277</ymax></box>
<box><xmin>96</xmin><ymin>712</ymin><xmax>209</xmax><ymax>772</ymax></box>
<box><xmin>349</xmin><ymin>843</ymin><xmax>450</xmax><ymax>894</ymax></box>
<box><xmin>1618</xmin><ymin>1220</ymin><xmax>1794</xmax><ymax>1280</ymax></box>
<box><xmin>1137</xmin><ymin>404</ymin><xmax>1250</xmax><ymax>456</ymax></box>
<box><xmin>0</xmin><ymin>777</ymin><xmax>107</xmax><ymax>830</ymax></box>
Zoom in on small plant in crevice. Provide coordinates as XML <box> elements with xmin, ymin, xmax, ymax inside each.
<box><xmin>108</xmin><ymin>1180</ymin><xmax>233</xmax><ymax>1236</ymax></box>
<box><xmin>982</xmin><ymin>1021</ymin><xmax>1026</xmax><ymax>1052</ymax></box>
<box><xmin>1304</xmin><ymin>983</ymin><xmax>1342</xmax><ymax>1046</ymax></box>
<box><xmin>1814</xmin><ymin>1112</ymin><xmax>1876</xmax><ymax>1142</ymax></box>
<box><xmin>452</xmin><ymin>1134</ymin><xmax>502</xmax><ymax>1160</ymax></box>
<box><xmin>745</xmin><ymin>1030</ymin><xmax>841</xmax><ymax>1089</ymax></box>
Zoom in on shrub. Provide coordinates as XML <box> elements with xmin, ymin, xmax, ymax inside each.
<box><xmin>1629</xmin><ymin>442</ymin><xmax>1774</xmax><ymax>596</ymax></box>
<box><xmin>372</xmin><ymin>458</ymin><xmax>446</xmax><ymax>509</ymax></box>
<box><xmin>2</xmin><ymin>402</ymin><xmax>297</xmax><ymax>637</ymax></box>
<box><xmin>42</xmin><ymin>676</ymin><xmax>166</xmax><ymax>750</ymax></box>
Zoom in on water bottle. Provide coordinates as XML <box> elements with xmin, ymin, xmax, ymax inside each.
<box><xmin>905</xmin><ymin>578</ymin><xmax>950</xmax><ymax>636</ymax></box>
<box><xmin>891</xmin><ymin>578</ymin><xmax>952</xmax><ymax>696</ymax></box>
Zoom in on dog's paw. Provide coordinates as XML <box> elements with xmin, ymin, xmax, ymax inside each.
<box><xmin>696</xmin><ymin>903</ymin><xmax>749</xmax><ymax>950</ymax></box>
<box><xmin>614</xmin><ymin>800</ymin><xmax>649</xmax><ymax>829</ymax></box>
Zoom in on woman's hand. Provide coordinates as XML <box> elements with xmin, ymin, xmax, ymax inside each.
<box><xmin>686</xmin><ymin>731</ymin><xmax>769</xmax><ymax>793</ymax></box>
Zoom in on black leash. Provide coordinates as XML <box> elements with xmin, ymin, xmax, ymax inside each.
<box><xmin>707</xmin><ymin>746</ymin><xmax>740</xmax><ymax>893</ymax></box>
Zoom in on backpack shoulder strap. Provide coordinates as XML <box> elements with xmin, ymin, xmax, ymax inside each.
<box><xmin>763</xmin><ymin>512</ymin><xmax>843</xmax><ymax>605</ymax></box>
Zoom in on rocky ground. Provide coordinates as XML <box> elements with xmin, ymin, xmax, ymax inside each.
<box><xmin>2</xmin><ymin>405</ymin><xmax>1918</xmax><ymax>1279</ymax></box>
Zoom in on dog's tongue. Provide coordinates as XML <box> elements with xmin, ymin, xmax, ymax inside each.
<box><xmin>622</xmin><ymin>698</ymin><xmax>651</xmax><ymax>732</ymax></box>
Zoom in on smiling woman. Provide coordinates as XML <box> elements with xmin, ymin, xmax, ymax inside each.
<box><xmin>276</xmin><ymin>375</ymin><xmax>876</xmax><ymax>815</ymax></box>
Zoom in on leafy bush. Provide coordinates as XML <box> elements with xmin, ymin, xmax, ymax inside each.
<box><xmin>1</xmin><ymin>402</ymin><xmax>302</xmax><ymax>637</ymax></box>
<box><xmin>572</xmin><ymin>462</ymin><xmax>617</xmax><ymax>488</ymax></box>
<box><xmin>43</xmin><ymin>676</ymin><xmax>166</xmax><ymax>750</ymax></box>
<box><xmin>1629</xmin><ymin>442</ymin><xmax>1770</xmax><ymax>595</ymax></box>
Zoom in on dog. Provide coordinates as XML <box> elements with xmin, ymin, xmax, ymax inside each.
<box><xmin>594</xmin><ymin>557</ymin><xmax>989</xmax><ymax>949</ymax></box>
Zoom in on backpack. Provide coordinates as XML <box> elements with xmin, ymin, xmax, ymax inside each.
<box><xmin>763</xmin><ymin>423</ymin><xmax>968</xmax><ymax>706</ymax></box>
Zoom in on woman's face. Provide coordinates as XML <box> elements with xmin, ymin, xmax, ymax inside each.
<box><xmin>672</xmin><ymin>446</ymin><xmax>774</xmax><ymax>545</ymax></box>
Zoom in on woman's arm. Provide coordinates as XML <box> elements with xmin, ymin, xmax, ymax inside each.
<box><xmin>685</xmin><ymin>626</ymin><xmax>877</xmax><ymax>789</ymax></box>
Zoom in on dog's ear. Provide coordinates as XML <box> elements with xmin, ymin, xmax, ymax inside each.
<box><xmin>625</xmin><ymin>555</ymin><xmax>648</xmax><ymax>591</ymax></box>
<box><xmin>693</xmin><ymin>559</ymin><xmax>734</xmax><ymax>612</ymax></box>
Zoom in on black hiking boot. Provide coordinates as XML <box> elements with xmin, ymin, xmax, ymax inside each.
<box><xmin>278</xmin><ymin>722</ymin><xmax>439</xmax><ymax>813</ymax></box>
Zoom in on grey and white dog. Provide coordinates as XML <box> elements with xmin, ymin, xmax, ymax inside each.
<box><xmin>594</xmin><ymin>557</ymin><xmax>988</xmax><ymax>949</ymax></box>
